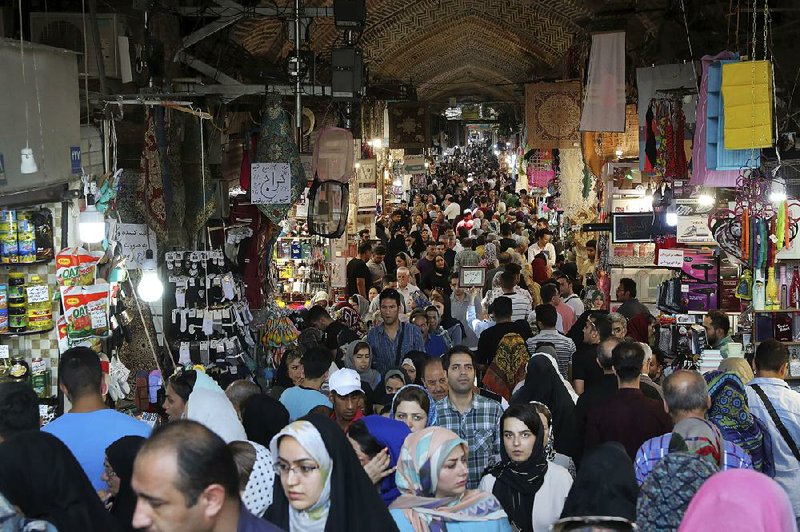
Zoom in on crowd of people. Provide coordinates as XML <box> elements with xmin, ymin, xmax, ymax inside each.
<box><xmin>0</xmin><ymin>145</ymin><xmax>799</xmax><ymax>531</ymax></box>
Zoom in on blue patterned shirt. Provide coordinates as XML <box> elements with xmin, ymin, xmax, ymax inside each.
<box><xmin>634</xmin><ymin>432</ymin><xmax>753</xmax><ymax>485</ymax></box>
<box><xmin>434</xmin><ymin>393</ymin><xmax>503</xmax><ymax>488</ymax></box>
<box><xmin>367</xmin><ymin>321</ymin><xmax>425</xmax><ymax>375</ymax></box>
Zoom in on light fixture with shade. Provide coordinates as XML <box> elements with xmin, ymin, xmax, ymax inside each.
<box><xmin>137</xmin><ymin>249</ymin><xmax>164</xmax><ymax>302</ymax></box>
<box><xmin>78</xmin><ymin>202</ymin><xmax>106</xmax><ymax>243</ymax></box>
<box><xmin>20</xmin><ymin>148</ymin><xmax>37</xmax><ymax>174</ymax></box>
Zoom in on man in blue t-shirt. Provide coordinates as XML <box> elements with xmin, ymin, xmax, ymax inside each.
<box><xmin>43</xmin><ymin>347</ymin><xmax>151</xmax><ymax>491</ymax></box>
<box><xmin>279</xmin><ymin>346</ymin><xmax>333</xmax><ymax>421</ymax></box>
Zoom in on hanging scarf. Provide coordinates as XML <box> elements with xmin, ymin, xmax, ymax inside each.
<box><xmin>484</xmin><ymin>415</ymin><xmax>548</xmax><ymax>532</ymax></box>
<box><xmin>242</xmin><ymin>441</ymin><xmax>276</xmax><ymax>517</ymax></box>
<box><xmin>391</xmin><ymin>427</ymin><xmax>507</xmax><ymax>532</ymax></box>
<box><xmin>669</xmin><ymin>417</ymin><xmax>724</xmax><ymax>469</ymax></box>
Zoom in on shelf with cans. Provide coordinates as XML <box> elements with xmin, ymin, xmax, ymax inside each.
<box><xmin>272</xmin><ymin>235</ymin><xmax>331</xmax><ymax>305</ymax></box>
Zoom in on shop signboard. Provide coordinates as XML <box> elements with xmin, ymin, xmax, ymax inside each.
<box><xmin>114</xmin><ymin>223</ymin><xmax>157</xmax><ymax>269</ymax></box>
<box><xmin>676</xmin><ymin>199</ymin><xmax>716</xmax><ymax>244</ymax></box>
<box><xmin>403</xmin><ymin>156</ymin><xmax>426</xmax><ymax>174</ymax></box>
<box><xmin>355</xmin><ymin>159</ymin><xmax>377</xmax><ymax>184</ymax></box>
<box><xmin>612</xmin><ymin>213</ymin><xmax>653</xmax><ymax>243</ymax></box>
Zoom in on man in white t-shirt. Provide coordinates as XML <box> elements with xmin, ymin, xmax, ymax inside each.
<box><xmin>443</xmin><ymin>195</ymin><xmax>461</xmax><ymax>221</ymax></box>
<box><xmin>556</xmin><ymin>272</ymin><xmax>585</xmax><ymax>317</ymax></box>
<box><xmin>528</xmin><ymin>228</ymin><xmax>556</xmax><ymax>266</ymax></box>
<box><xmin>396</xmin><ymin>266</ymin><xmax>422</xmax><ymax>311</ymax></box>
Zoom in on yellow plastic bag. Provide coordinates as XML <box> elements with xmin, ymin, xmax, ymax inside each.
<box><xmin>721</xmin><ymin>60</ymin><xmax>773</xmax><ymax>149</ymax></box>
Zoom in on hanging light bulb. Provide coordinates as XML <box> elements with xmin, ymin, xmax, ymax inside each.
<box><xmin>20</xmin><ymin>148</ymin><xmax>37</xmax><ymax>174</ymax></box>
<box><xmin>770</xmin><ymin>180</ymin><xmax>787</xmax><ymax>203</ymax></box>
<box><xmin>372</xmin><ymin>138</ymin><xmax>383</xmax><ymax>149</ymax></box>
<box><xmin>137</xmin><ymin>249</ymin><xmax>164</xmax><ymax>302</ymax></box>
<box><xmin>698</xmin><ymin>193</ymin><xmax>715</xmax><ymax>207</ymax></box>
<box><xmin>78</xmin><ymin>203</ymin><xmax>105</xmax><ymax>243</ymax></box>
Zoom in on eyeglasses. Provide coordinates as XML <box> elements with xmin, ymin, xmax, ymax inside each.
<box><xmin>276</xmin><ymin>462</ymin><xmax>320</xmax><ymax>477</ymax></box>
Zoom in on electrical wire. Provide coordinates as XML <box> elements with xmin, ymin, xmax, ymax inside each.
<box><xmin>18</xmin><ymin>0</ymin><xmax>30</xmax><ymax>150</ymax></box>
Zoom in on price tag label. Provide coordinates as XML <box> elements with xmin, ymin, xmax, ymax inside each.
<box><xmin>0</xmin><ymin>345</ymin><xmax>8</xmax><ymax>359</ymax></box>
<box><xmin>657</xmin><ymin>249</ymin><xmax>684</xmax><ymax>268</ymax></box>
<box><xmin>90</xmin><ymin>309</ymin><xmax>108</xmax><ymax>329</ymax></box>
<box><xmin>26</xmin><ymin>285</ymin><xmax>49</xmax><ymax>304</ymax></box>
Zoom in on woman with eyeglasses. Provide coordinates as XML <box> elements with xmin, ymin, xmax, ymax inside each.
<box><xmin>266</xmin><ymin>413</ymin><xmax>398</xmax><ymax>531</ymax></box>
<box><xmin>102</xmin><ymin>435</ymin><xmax>147</xmax><ymax>531</ymax></box>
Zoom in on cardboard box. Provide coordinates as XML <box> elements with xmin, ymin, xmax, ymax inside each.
<box><xmin>682</xmin><ymin>249</ymin><xmax>718</xmax><ymax>282</ymax></box>
<box><xmin>683</xmin><ymin>282</ymin><xmax>718</xmax><ymax>311</ymax></box>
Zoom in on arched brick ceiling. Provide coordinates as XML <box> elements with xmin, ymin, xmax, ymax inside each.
<box><xmin>231</xmin><ymin>0</ymin><xmax>588</xmax><ymax>102</ymax></box>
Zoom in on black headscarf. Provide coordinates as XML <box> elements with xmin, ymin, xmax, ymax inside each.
<box><xmin>559</xmin><ymin>442</ymin><xmax>639</xmax><ymax>521</ymax></box>
<box><xmin>0</xmin><ymin>431</ymin><xmax>120</xmax><ymax>532</ymax></box>
<box><xmin>106</xmin><ymin>435</ymin><xmax>146</xmax><ymax>531</ymax></box>
<box><xmin>241</xmin><ymin>394</ymin><xmax>290</xmax><ymax>447</ymax></box>
<box><xmin>264</xmin><ymin>414</ymin><xmax>399</xmax><ymax>532</ymax></box>
<box><xmin>511</xmin><ymin>355</ymin><xmax>579</xmax><ymax>458</ymax></box>
<box><xmin>485</xmin><ymin>408</ymin><xmax>548</xmax><ymax>532</ymax></box>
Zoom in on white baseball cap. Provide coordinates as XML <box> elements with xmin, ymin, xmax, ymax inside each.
<box><xmin>329</xmin><ymin>368</ymin><xmax>363</xmax><ymax>396</ymax></box>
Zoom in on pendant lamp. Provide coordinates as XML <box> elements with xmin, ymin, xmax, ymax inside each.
<box><xmin>20</xmin><ymin>148</ymin><xmax>38</xmax><ymax>174</ymax></box>
<box><xmin>137</xmin><ymin>250</ymin><xmax>164</xmax><ymax>302</ymax></box>
<box><xmin>79</xmin><ymin>203</ymin><xmax>106</xmax><ymax>243</ymax></box>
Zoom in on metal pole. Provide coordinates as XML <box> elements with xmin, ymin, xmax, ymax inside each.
<box><xmin>294</xmin><ymin>0</ymin><xmax>303</xmax><ymax>150</ymax></box>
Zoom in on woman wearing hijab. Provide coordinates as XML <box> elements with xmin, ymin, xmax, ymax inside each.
<box><xmin>559</xmin><ymin>442</ymin><xmax>639</xmax><ymax>522</ymax></box>
<box><xmin>480</xmin><ymin>404</ymin><xmax>572</xmax><ymax>532</ymax></box>
<box><xmin>241</xmin><ymin>394</ymin><xmax>290</xmax><ymax>447</ymax></box>
<box><xmin>0</xmin><ymin>431</ymin><xmax>120</xmax><ymax>532</ymax></box>
<box><xmin>531</xmin><ymin>257</ymin><xmax>550</xmax><ymax>285</ymax></box>
<box><xmin>409</xmin><ymin>231</ymin><xmax>426</xmax><ymax>259</ymax></box>
<box><xmin>421</xmin><ymin>255</ymin><xmax>451</xmax><ymax>297</ymax></box>
<box><xmin>679</xmin><ymin>469</ymin><xmax>798</xmax><ymax>532</ymax></box>
<box><xmin>390</xmin><ymin>426</ymin><xmax>512</xmax><ymax>531</ymax></box>
<box><xmin>392</xmin><ymin>384</ymin><xmax>438</xmax><ymax>433</ymax></box>
<box><xmin>387</xmin><ymin>234</ymin><xmax>409</xmax><ymax>274</ymax></box>
<box><xmin>512</xmin><ymin>353</ymin><xmax>580</xmax><ymax>458</ymax></box>
<box><xmin>480</xmin><ymin>242</ymin><xmax>498</xmax><ymax>269</ymax></box>
<box><xmin>347</xmin><ymin>415</ymin><xmax>412</xmax><ymax>505</ymax></box>
<box><xmin>530</xmin><ymin>402</ymin><xmax>577</xmax><ymax>478</ymax></box>
<box><xmin>717</xmin><ymin>358</ymin><xmax>755</xmax><ymax>383</ymax></box>
<box><xmin>704</xmin><ymin>370</ymin><xmax>770</xmax><ymax>474</ymax></box>
<box><xmin>636</xmin><ymin>453</ymin><xmax>717</xmax><ymax>531</ymax></box>
<box><xmin>343</xmin><ymin>340</ymin><xmax>382</xmax><ymax>392</ymax></box>
<box><xmin>229</xmin><ymin>440</ymin><xmax>276</xmax><ymax>518</ymax></box>
<box><xmin>266</xmin><ymin>414</ymin><xmax>398</xmax><ymax>531</ymax></box>
<box><xmin>103</xmin><ymin>436</ymin><xmax>146</xmax><ymax>531</ymax></box>
<box><xmin>165</xmin><ymin>369</ymin><xmax>247</xmax><ymax>443</ymax></box>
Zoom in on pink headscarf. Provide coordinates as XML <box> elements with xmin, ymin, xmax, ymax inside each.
<box><xmin>679</xmin><ymin>469</ymin><xmax>797</xmax><ymax>532</ymax></box>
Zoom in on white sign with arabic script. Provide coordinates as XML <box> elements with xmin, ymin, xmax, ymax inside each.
<box><xmin>115</xmin><ymin>223</ymin><xmax>157</xmax><ymax>269</ymax></box>
<box><xmin>251</xmin><ymin>163</ymin><xmax>292</xmax><ymax>205</ymax></box>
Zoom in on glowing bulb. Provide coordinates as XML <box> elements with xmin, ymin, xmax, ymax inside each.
<box><xmin>372</xmin><ymin>138</ymin><xmax>383</xmax><ymax>149</ymax></box>
<box><xmin>79</xmin><ymin>204</ymin><xmax>106</xmax><ymax>243</ymax></box>
<box><xmin>355</xmin><ymin>162</ymin><xmax>361</xmax><ymax>169</ymax></box>
<box><xmin>493</xmin><ymin>150</ymin><xmax>500</xmax><ymax>156</ymax></box>
<box><xmin>137</xmin><ymin>250</ymin><xmax>164</xmax><ymax>302</ymax></box>
<box><xmin>615</xmin><ymin>149</ymin><xmax>624</xmax><ymax>158</ymax></box>
<box><xmin>666</xmin><ymin>212</ymin><xmax>678</xmax><ymax>226</ymax></box>
<box><xmin>698</xmin><ymin>194</ymin><xmax>715</xmax><ymax>207</ymax></box>
<box><xmin>770</xmin><ymin>191</ymin><xmax>788</xmax><ymax>203</ymax></box>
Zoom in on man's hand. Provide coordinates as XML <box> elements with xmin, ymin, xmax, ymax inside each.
<box><xmin>363</xmin><ymin>447</ymin><xmax>395</xmax><ymax>485</ymax></box>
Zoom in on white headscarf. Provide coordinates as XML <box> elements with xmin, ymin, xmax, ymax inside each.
<box><xmin>241</xmin><ymin>441</ymin><xmax>275</xmax><ymax>518</ymax></box>
<box><xmin>185</xmin><ymin>381</ymin><xmax>247</xmax><ymax>443</ymax></box>
<box><xmin>270</xmin><ymin>420</ymin><xmax>333</xmax><ymax>532</ymax></box>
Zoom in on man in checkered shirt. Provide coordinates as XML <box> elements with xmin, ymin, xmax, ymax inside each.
<box><xmin>433</xmin><ymin>346</ymin><xmax>503</xmax><ymax>488</ymax></box>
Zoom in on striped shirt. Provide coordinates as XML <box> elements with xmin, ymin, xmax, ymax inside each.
<box><xmin>434</xmin><ymin>394</ymin><xmax>504</xmax><ymax>489</ymax></box>
<box><xmin>486</xmin><ymin>290</ymin><xmax>532</xmax><ymax>322</ymax></box>
<box><xmin>527</xmin><ymin>330</ymin><xmax>576</xmax><ymax>380</ymax></box>
<box><xmin>367</xmin><ymin>321</ymin><xmax>425</xmax><ymax>375</ymax></box>
<box><xmin>634</xmin><ymin>433</ymin><xmax>753</xmax><ymax>485</ymax></box>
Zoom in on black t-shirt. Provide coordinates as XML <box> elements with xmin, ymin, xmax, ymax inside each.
<box><xmin>346</xmin><ymin>258</ymin><xmax>371</xmax><ymax>296</ymax></box>
<box><xmin>499</xmin><ymin>237</ymin><xmax>517</xmax><ymax>253</ymax></box>
<box><xmin>571</xmin><ymin>343</ymin><xmax>604</xmax><ymax>390</ymax></box>
<box><xmin>476</xmin><ymin>320</ymin><xmax>534</xmax><ymax>366</ymax></box>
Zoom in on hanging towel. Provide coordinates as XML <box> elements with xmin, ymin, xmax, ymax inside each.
<box><xmin>721</xmin><ymin>60</ymin><xmax>774</xmax><ymax>150</ymax></box>
<box><xmin>580</xmin><ymin>31</ymin><xmax>626</xmax><ymax>132</ymax></box>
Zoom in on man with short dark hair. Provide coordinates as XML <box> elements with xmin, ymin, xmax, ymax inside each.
<box><xmin>634</xmin><ymin>370</ymin><xmax>753</xmax><ymax>485</ymax></box>
<box><xmin>575</xmin><ymin>336</ymin><xmax>621</xmax><ymax>449</ymax></box>
<box><xmin>433</xmin><ymin>347</ymin><xmax>502</xmax><ymax>488</ymax></box>
<box><xmin>346</xmin><ymin>242</ymin><xmax>373</xmax><ymax>297</ymax></box>
<box><xmin>584</xmin><ymin>341</ymin><xmax>673</xmax><ymax>458</ymax></box>
<box><xmin>746</xmin><ymin>339</ymin><xmax>800</xmax><ymax>515</ymax></box>
<box><xmin>224</xmin><ymin>380</ymin><xmax>260</xmax><ymax>419</ymax></box>
<box><xmin>0</xmin><ymin>382</ymin><xmax>39</xmax><ymax>442</ymax></box>
<box><xmin>541</xmin><ymin>282</ymin><xmax>575</xmax><ymax>334</ymax></box>
<box><xmin>497</xmin><ymin>270</ymin><xmax>532</xmax><ymax>322</ymax></box>
<box><xmin>358</xmin><ymin>228</ymin><xmax>371</xmax><ymax>243</ymax></box>
<box><xmin>367</xmin><ymin>288</ymin><xmax>425</xmax><ymax>375</ymax></box>
<box><xmin>615</xmin><ymin>278</ymin><xmax>651</xmax><ymax>319</ymax></box>
<box><xmin>476</xmin><ymin>296</ymin><xmax>533</xmax><ymax>366</ymax></box>
<box><xmin>328</xmin><ymin>368</ymin><xmax>365</xmax><ymax>431</ymax></box>
<box><xmin>703</xmin><ymin>310</ymin><xmax>733</xmax><ymax>357</ymax></box>
<box><xmin>279</xmin><ymin>346</ymin><xmax>332</xmax><ymax>421</ymax></box>
<box><xmin>528</xmin><ymin>304</ymin><xmax>576</xmax><ymax>379</ymax></box>
<box><xmin>307</xmin><ymin>306</ymin><xmax>358</xmax><ymax>356</ymax></box>
<box><xmin>421</xmin><ymin>357</ymin><xmax>449</xmax><ymax>401</ymax></box>
<box><xmin>572</xmin><ymin>313</ymin><xmax>612</xmax><ymax>395</ymax></box>
<box><xmin>367</xmin><ymin>244</ymin><xmax>388</xmax><ymax>290</ymax></box>
<box><xmin>498</xmin><ymin>223</ymin><xmax>517</xmax><ymax>253</ymax></box>
<box><xmin>132</xmin><ymin>420</ymin><xmax>281</xmax><ymax>531</ymax></box>
<box><xmin>528</xmin><ymin>228</ymin><xmax>556</xmax><ymax>266</ymax></box>
<box><xmin>453</xmin><ymin>237</ymin><xmax>480</xmax><ymax>272</ymax></box>
<box><xmin>43</xmin><ymin>346</ymin><xmax>151</xmax><ymax>490</ymax></box>
<box><xmin>556</xmin><ymin>272</ymin><xmax>585</xmax><ymax>317</ymax></box>
<box><xmin>411</xmin><ymin>308</ymin><xmax>446</xmax><ymax>357</ymax></box>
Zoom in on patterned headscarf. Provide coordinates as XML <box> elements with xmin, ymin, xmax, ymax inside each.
<box><xmin>717</xmin><ymin>358</ymin><xmax>754</xmax><ymax>384</ymax></box>
<box><xmin>480</xmin><ymin>242</ymin><xmax>498</xmax><ymax>268</ymax></box>
<box><xmin>390</xmin><ymin>427</ymin><xmax>507</xmax><ymax>531</ymax></box>
<box><xmin>636</xmin><ymin>452</ymin><xmax>717</xmax><ymax>531</ymax></box>
<box><xmin>241</xmin><ymin>442</ymin><xmax>276</xmax><ymax>518</ymax></box>
<box><xmin>270</xmin><ymin>420</ymin><xmax>333</xmax><ymax>532</ymax></box>
<box><xmin>704</xmin><ymin>371</ymin><xmax>768</xmax><ymax>473</ymax></box>
<box><xmin>529</xmin><ymin>401</ymin><xmax>557</xmax><ymax>462</ymax></box>
<box><xmin>391</xmin><ymin>384</ymin><xmax>438</xmax><ymax>428</ymax></box>
<box><xmin>670</xmin><ymin>418</ymin><xmax>724</xmax><ymax>469</ymax></box>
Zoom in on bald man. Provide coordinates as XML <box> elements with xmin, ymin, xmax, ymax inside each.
<box><xmin>633</xmin><ymin>370</ymin><xmax>754</xmax><ymax>485</ymax></box>
<box><xmin>132</xmin><ymin>420</ymin><xmax>281</xmax><ymax>531</ymax></box>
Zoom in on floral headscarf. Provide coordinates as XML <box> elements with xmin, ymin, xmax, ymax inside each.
<box><xmin>480</xmin><ymin>242</ymin><xmax>498</xmax><ymax>268</ymax></box>
<box><xmin>241</xmin><ymin>441</ymin><xmax>276</xmax><ymax>517</ymax></box>
<box><xmin>390</xmin><ymin>427</ymin><xmax>507</xmax><ymax>531</ymax></box>
<box><xmin>390</xmin><ymin>384</ymin><xmax>438</xmax><ymax>428</ymax></box>
<box><xmin>270</xmin><ymin>420</ymin><xmax>333</xmax><ymax>532</ymax></box>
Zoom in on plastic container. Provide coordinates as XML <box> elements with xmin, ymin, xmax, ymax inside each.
<box><xmin>16</xmin><ymin>211</ymin><xmax>36</xmax><ymax>263</ymax></box>
<box><xmin>8</xmin><ymin>356</ymin><xmax>29</xmax><ymax>382</ymax></box>
<box><xmin>8</xmin><ymin>303</ymin><xmax>27</xmax><ymax>333</ymax></box>
<box><xmin>26</xmin><ymin>275</ymin><xmax>52</xmax><ymax>332</ymax></box>
<box><xmin>30</xmin><ymin>357</ymin><xmax>50</xmax><ymax>397</ymax></box>
<box><xmin>7</xmin><ymin>272</ymin><xmax>25</xmax><ymax>305</ymax></box>
<box><xmin>0</xmin><ymin>210</ymin><xmax>17</xmax><ymax>264</ymax></box>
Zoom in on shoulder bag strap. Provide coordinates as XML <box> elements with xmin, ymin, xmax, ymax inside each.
<box><xmin>395</xmin><ymin>322</ymin><xmax>406</xmax><ymax>367</ymax></box>
<box><xmin>752</xmin><ymin>384</ymin><xmax>800</xmax><ymax>462</ymax></box>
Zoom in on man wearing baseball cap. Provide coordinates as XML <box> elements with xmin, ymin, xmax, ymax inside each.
<box><xmin>328</xmin><ymin>368</ymin><xmax>365</xmax><ymax>431</ymax></box>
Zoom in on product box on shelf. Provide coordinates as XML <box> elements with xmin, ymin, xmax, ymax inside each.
<box><xmin>681</xmin><ymin>249</ymin><xmax>718</xmax><ymax>283</ymax></box>
<box><xmin>683</xmin><ymin>282</ymin><xmax>718</xmax><ymax>311</ymax></box>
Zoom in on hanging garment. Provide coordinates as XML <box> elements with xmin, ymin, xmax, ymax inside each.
<box><xmin>580</xmin><ymin>32</ymin><xmax>626</xmax><ymax>132</ymax></box>
<box><xmin>721</xmin><ymin>61</ymin><xmax>774</xmax><ymax>150</ymax></box>
<box><xmin>644</xmin><ymin>103</ymin><xmax>658</xmax><ymax>172</ymax></box>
